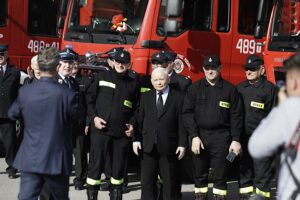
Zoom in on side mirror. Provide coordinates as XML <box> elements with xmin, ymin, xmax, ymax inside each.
<box><xmin>58</xmin><ymin>0</ymin><xmax>68</xmax><ymax>16</ymax></box>
<box><xmin>164</xmin><ymin>19</ymin><xmax>179</xmax><ymax>34</ymax></box>
<box><xmin>166</xmin><ymin>0</ymin><xmax>183</xmax><ymax>17</ymax></box>
<box><xmin>254</xmin><ymin>24</ymin><xmax>264</xmax><ymax>39</ymax></box>
<box><xmin>56</xmin><ymin>16</ymin><xmax>65</xmax><ymax>30</ymax></box>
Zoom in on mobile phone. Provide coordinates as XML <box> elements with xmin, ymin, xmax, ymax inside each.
<box><xmin>226</xmin><ymin>151</ymin><xmax>237</xmax><ymax>163</ymax></box>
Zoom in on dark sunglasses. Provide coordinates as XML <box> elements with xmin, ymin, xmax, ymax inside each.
<box><xmin>245</xmin><ymin>67</ymin><xmax>260</xmax><ymax>72</ymax></box>
<box><xmin>0</xmin><ymin>52</ymin><xmax>5</xmax><ymax>56</ymax></box>
<box><xmin>151</xmin><ymin>61</ymin><xmax>164</xmax><ymax>65</ymax></box>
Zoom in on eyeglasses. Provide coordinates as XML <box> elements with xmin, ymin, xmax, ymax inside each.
<box><xmin>0</xmin><ymin>52</ymin><xmax>5</xmax><ymax>56</ymax></box>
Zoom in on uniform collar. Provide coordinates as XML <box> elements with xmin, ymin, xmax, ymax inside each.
<box><xmin>204</xmin><ymin>77</ymin><xmax>223</xmax><ymax>88</ymax></box>
<box><xmin>244</xmin><ymin>76</ymin><xmax>266</xmax><ymax>88</ymax></box>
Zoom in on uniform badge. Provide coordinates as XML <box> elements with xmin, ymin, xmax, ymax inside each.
<box><xmin>209</xmin><ymin>58</ymin><xmax>212</xmax><ymax>62</ymax></box>
<box><xmin>121</xmin><ymin>53</ymin><xmax>124</xmax><ymax>57</ymax></box>
<box><xmin>248</xmin><ymin>59</ymin><xmax>252</xmax><ymax>63</ymax></box>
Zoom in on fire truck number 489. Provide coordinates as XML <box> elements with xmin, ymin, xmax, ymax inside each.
<box><xmin>27</xmin><ymin>40</ymin><xmax>60</xmax><ymax>53</ymax></box>
<box><xmin>236</xmin><ymin>39</ymin><xmax>262</xmax><ymax>54</ymax></box>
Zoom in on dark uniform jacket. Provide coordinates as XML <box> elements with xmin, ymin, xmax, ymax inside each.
<box><xmin>136</xmin><ymin>88</ymin><xmax>187</xmax><ymax>155</ymax></box>
<box><xmin>0</xmin><ymin>64</ymin><xmax>20</xmax><ymax>118</ymax></box>
<box><xmin>8</xmin><ymin>77</ymin><xmax>80</xmax><ymax>175</ymax></box>
<box><xmin>182</xmin><ymin>77</ymin><xmax>243</xmax><ymax>141</ymax></box>
<box><xmin>237</xmin><ymin>77</ymin><xmax>276</xmax><ymax>135</ymax></box>
<box><xmin>87</xmin><ymin>70</ymin><xmax>139</xmax><ymax>137</ymax></box>
<box><xmin>169</xmin><ymin>71</ymin><xmax>191</xmax><ymax>93</ymax></box>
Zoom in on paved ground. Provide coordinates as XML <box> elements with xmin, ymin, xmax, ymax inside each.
<box><xmin>0</xmin><ymin>157</ymin><xmax>196</xmax><ymax>200</ymax></box>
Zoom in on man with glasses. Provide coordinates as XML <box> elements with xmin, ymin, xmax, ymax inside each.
<box><xmin>182</xmin><ymin>55</ymin><xmax>243</xmax><ymax>200</ymax></box>
<box><xmin>237</xmin><ymin>55</ymin><xmax>277</xmax><ymax>200</ymax></box>
<box><xmin>0</xmin><ymin>44</ymin><xmax>20</xmax><ymax>179</ymax></box>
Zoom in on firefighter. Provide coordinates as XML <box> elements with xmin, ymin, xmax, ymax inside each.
<box><xmin>164</xmin><ymin>51</ymin><xmax>192</xmax><ymax>93</ymax></box>
<box><xmin>0</xmin><ymin>44</ymin><xmax>20</xmax><ymax>179</ymax></box>
<box><xmin>139</xmin><ymin>52</ymin><xmax>167</xmax><ymax>93</ymax></box>
<box><xmin>182</xmin><ymin>55</ymin><xmax>243</xmax><ymax>200</ymax></box>
<box><xmin>237</xmin><ymin>55</ymin><xmax>277</xmax><ymax>200</ymax></box>
<box><xmin>70</xmin><ymin>53</ymin><xmax>92</xmax><ymax>191</ymax></box>
<box><xmin>86</xmin><ymin>50</ymin><xmax>139</xmax><ymax>200</ymax></box>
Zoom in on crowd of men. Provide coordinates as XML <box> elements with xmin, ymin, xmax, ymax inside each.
<box><xmin>0</xmin><ymin>42</ymin><xmax>299</xmax><ymax>200</ymax></box>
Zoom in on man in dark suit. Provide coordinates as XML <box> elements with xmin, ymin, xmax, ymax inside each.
<box><xmin>133</xmin><ymin>67</ymin><xmax>187</xmax><ymax>200</ymax></box>
<box><xmin>0</xmin><ymin>44</ymin><xmax>20</xmax><ymax>179</ymax></box>
<box><xmin>8</xmin><ymin>47</ymin><xmax>81</xmax><ymax>200</ymax></box>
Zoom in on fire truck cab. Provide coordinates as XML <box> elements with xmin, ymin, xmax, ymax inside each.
<box><xmin>255</xmin><ymin>0</ymin><xmax>300</xmax><ymax>83</ymax></box>
<box><xmin>59</xmin><ymin>0</ymin><xmax>272</xmax><ymax>84</ymax></box>
<box><xmin>0</xmin><ymin>0</ymin><xmax>60</xmax><ymax>69</ymax></box>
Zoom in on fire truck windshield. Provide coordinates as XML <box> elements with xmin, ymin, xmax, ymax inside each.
<box><xmin>271</xmin><ymin>0</ymin><xmax>300</xmax><ymax>41</ymax></box>
<box><xmin>66</xmin><ymin>0</ymin><xmax>148</xmax><ymax>44</ymax></box>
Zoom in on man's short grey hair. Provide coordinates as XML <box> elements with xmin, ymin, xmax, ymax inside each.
<box><xmin>151</xmin><ymin>67</ymin><xmax>168</xmax><ymax>79</ymax></box>
<box><xmin>38</xmin><ymin>47</ymin><xmax>60</xmax><ymax>72</ymax></box>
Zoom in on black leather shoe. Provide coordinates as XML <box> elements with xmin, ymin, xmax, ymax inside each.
<box><xmin>75</xmin><ymin>184</ymin><xmax>85</xmax><ymax>190</ymax></box>
<box><xmin>8</xmin><ymin>172</ymin><xmax>18</xmax><ymax>179</ymax></box>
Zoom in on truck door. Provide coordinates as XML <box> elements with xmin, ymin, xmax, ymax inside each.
<box><xmin>229</xmin><ymin>0</ymin><xmax>271</xmax><ymax>84</ymax></box>
<box><xmin>0</xmin><ymin>0</ymin><xmax>10</xmax><ymax>50</ymax></box>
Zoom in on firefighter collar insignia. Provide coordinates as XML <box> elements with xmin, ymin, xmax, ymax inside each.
<box><xmin>209</xmin><ymin>58</ymin><xmax>212</xmax><ymax>62</ymax></box>
<box><xmin>121</xmin><ymin>53</ymin><xmax>124</xmax><ymax>57</ymax></box>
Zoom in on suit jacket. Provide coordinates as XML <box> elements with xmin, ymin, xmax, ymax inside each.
<box><xmin>136</xmin><ymin>88</ymin><xmax>187</xmax><ymax>155</ymax></box>
<box><xmin>169</xmin><ymin>71</ymin><xmax>191</xmax><ymax>93</ymax></box>
<box><xmin>0</xmin><ymin>64</ymin><xmax>20</xmax><ymax>118</ymax></box>
<box><xmin>8</xmin><ymin>77</ymin><xmax>81</xmax><ymax>175</ymax></box>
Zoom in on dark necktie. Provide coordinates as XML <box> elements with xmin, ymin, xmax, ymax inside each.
<box><xmin>0</xmin><ymin>66</ymin><xmax>3</xmax><ymax>79</ymax></box>
<box><xmin>65</xmin><ymin>77</ymin><xmax>71</xmax><ymax>88</ymax></box>
<box><xmin>156</xmin><ymin>91</ymin><xmax>164</xmax><ymax>116</ymax></box>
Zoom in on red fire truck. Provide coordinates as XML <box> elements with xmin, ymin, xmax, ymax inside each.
<box><xmin>0</xmin><ymin>0</ymin><xmax>60</xmax><ymax>69</ymax></box>
<box><xmin>58</xmin><ymin>0</ymin><xmax>272</xmax><ymax>84</ymax></box>
<box><xmin>255</xmin><ymin>0</ymin><xmax>300</xmax><ymax>83</ymax></box>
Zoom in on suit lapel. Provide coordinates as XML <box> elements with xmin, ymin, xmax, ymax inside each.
<box><xmin>150</xmin><ymin>90</ymin><xmax>158</xmax><ymax>117</ymax></box>
<box><xmin>2</xmin><ymin>66</ymin><xmax>12</xmax><ymax>82</ymax></box>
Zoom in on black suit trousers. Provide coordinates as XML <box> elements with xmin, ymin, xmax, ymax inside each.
<box><xmin>19</xmin><ymin>172</ymin><xmax>69</xmax><ymax>200</ymax></box>
<box><xmin>141</xmin><ymin>146</ymin><xmax>181</xmax><ymax>200</ymax></box>
<box><xmin>239</xmin><ymin>135</ymin><xmax>273</xmax><ymax>192</ymax></box>
<box><xmin>0</xmin><ymin>118</ymin><xmax>17</xmax><ymax>168</ymax></box>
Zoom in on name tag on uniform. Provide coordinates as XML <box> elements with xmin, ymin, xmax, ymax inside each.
<box><xmin>99</xmin><ymin>81</ymin><xmax>116</xmax><ymax>89</ymax></box>
<box><xmin>219</xmin><ymin>101</ymin><xmax>230</xmax><ymax>109</ymax></box>
<box><xmin>140</xmin><ymin>87</ymin><xmax>151</xmax><ymax>93</ymax></box>
<box><xmin>124</xmin><ymin>100</ymin><xmax>132</xmax><ymax>108</ymax></box>
<box><xmin>250</xmin><ymin>101</ymin><xmax>264</xmax><ymax>109</ymax></box>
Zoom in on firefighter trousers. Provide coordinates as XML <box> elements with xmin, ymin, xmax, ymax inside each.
<box><xmin>239</xmin><ymin>135</ymin><xmax>273</xmax><ymax>196</ymax></box>
<box><xmin>192</xmin><ymin>130</ymin><xmax>231</xmax><ymax>192</ymax></box>
<box><xmin>86</xmin><ymin>132</ymin><xmax>131</xmax><ymax>189</ymax></box>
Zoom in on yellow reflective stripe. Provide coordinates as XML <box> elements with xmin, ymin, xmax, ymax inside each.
<box><xmin>110</xmin><ymin>177</ymin><xmax>124</xmax><ymax>185</ymax></box>
<box><xmin>240</xmin><ymin>186</ymin><xmax>254</xmax><ymax>194</ymax></box>
<box><xmin>99</xmin><ymin>80</ymin><xmax>116</xmax><ymax>89</ymax></box>
<box><xmin>157</xmin><ymin>175</ymin><xmax>163</xmax><ymax>184</ymax></box>
<box><xmin>256</xmin><ymin>188</ymin><xmax>270</xmax><ymax>198</ymax></box>
<box><xmin>219</xmin><ymin>101</ymin><xmax>230</xmax><ymax>109</ymax></box>
<box><xmin>251</xmin><ymin>101</ymin><xmax>265</xmax><ymax>109</ymax></box>
<box><xmin>140</xmin><ymin>87</ymin><xmax>151</xmax><ymax>93</ymax></box>
<box><xmin>213</xmin><ymin>188</ymin><xmax>227</xmax><ymax>196</ymax></box>
<box><xmin>195</xmin><ymin>187</ymin><xmax>208</xmax><ymax>193</ymax></box>
<box><xmin>86</xmin><ymin>178</ymin><xmax>101</xmax><ymax>185</ymax></box>
<box><xmin>124</xmin><ymin>100</ymin><xmax>132</xmax><ymax>108</ymax></box>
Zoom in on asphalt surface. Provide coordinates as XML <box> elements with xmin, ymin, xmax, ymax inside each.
<box><xmin>0</xmin><ymin>149</ymin><xmax>275</xmax><ymax>200</ymax></box>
